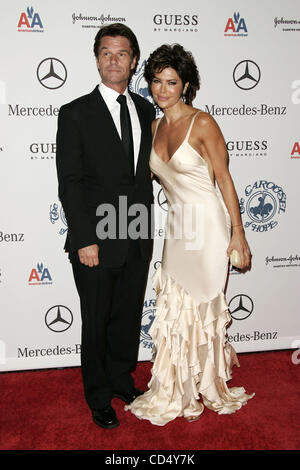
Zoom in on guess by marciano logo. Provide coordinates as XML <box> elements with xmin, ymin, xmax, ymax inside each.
<box><xmin>227</xmin><ymin>140</ymin><xmax>267</xmax><ymax>158</ymax></box>
<box><xmin>153</xmin><ymin>14</ymin><xmax>199</xmax><ymax>32</ymax></box>
<box><xmin>30</xmin><ymin>143</ymin><xmax>56</xmax><ymax>160</ymax></box>
<box><xmin>17</xmin><ymin>7</ymin><xmax>44</xmax><ymax>32</ymax></box>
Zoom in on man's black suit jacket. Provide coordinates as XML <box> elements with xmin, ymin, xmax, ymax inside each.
<box><xmin>56</xmin><ymin>85</ymin><xmax>156</xmax><ymax>267</ymax></box>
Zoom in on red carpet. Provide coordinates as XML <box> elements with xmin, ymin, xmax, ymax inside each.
<box><xmin>0</xmin><ymin>350</ymin><xmax>299</xmax><ymax>450</ymax></box>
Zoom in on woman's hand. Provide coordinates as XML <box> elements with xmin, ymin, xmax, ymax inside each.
<box><xmin>227</xmin><ymin>226</ymin><xmax>251</xmax><ymax>270</ymax></box>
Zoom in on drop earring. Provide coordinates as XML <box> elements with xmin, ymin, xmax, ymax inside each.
<box><xmin>182</xmin><ymin>83</ymin><xmax>188</xmax><ymax>103</ymax></box>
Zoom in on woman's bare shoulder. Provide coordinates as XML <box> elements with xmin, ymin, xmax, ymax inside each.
<box><xmin>193</xmin><ymin>108</ymin><xmax>214</xmax><ymax>124</ymax></box>
<box><xmin>193</xmin><ymin>108</ymin><xmax>220</xmax><ymax>134</ymax></box>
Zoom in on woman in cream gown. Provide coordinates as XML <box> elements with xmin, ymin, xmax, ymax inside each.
<box><xmin>126</xmin><ymin>44</ymin><xmax>254</xmax><ymax>425</ymax></box>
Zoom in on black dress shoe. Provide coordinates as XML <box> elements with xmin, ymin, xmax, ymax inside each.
<box><xmin>92</xmin><ymin>405</ymin><xmax>119</xmax><ymax>429</ymax></box>
<box><xmin>112</xmin><ymin>387</ymin><xmax>144</xmax><ymax>404</ymax></box>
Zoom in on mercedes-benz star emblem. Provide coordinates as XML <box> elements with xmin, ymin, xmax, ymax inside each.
<box><xmin>229</xmin><ymin>294</ymin><xmax>254</xmax><ymax>320</ymax></box>
<box><xmin>45</xmin><ymin>305</ymin><xmax>73</xmax><ymax>332</ymax></box>
<box><xmin>154</xmin><ymin>260</ymin><xmax>161</xmax><ymax>270</ymax></box>
<box><xmin>37</xmin><ymin>58</ymin><xmax>67</xmax><ymax>89</ymax></box>
<box><xmin>158</xmin><ymin>188</ymin><xmax>168</xmax><ymax>211</ymax></box>
<box><xmin>233</xmin><ymin>60</ymin><xmax>260</xmax><ymax>90</ymax></box>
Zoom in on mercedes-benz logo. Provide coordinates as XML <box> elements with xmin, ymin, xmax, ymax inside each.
<box><xmin>229</xmin><ymin>294</ymin><xmax>254</xmax><ymax>320</ymax></box>
<box><xmin>37</xmin><ymin>58</ymin><xmax>67</xmax><ymax>89</ymax></box>
<box><xmin>45</xmin><ymin>305</ymin><xmax>73</xmax><ymax>332</ymax></box>
<box><xmin>233</xmin><ymin>60</ymin><xmax>261</xmax><ymax>90</ymax></box>
<box><xmin>154</xmin><ymin>260</ymin><xmax>161</xmax><ymax>270</ymax></box>
<box><xmin>158</xmin><ymin>188</ymin><xmax>168</xmax><ymax>211</ymax></box>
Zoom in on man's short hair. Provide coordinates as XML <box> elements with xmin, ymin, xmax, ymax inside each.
<box><xmin>94</xmin><ymin>23</ymin><xmax>140</xmax><ymax>77</ymax></box>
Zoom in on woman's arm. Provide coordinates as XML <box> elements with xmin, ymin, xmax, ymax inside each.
<box><xmin>195</xmin><ymin>113</ymin><xmax>251</xmax><ymax>270</ymax></box>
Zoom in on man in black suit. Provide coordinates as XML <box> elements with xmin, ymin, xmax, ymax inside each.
<box><xmin>56</xmin><ymin>23</ymin><xmax>155</xmax><ymax>429</ymax></box>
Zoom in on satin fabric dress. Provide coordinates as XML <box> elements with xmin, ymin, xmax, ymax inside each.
<box><xmin>126</xmin><ymin>111</ymin><xmax>254</xmax><ymax>425</ymax></box>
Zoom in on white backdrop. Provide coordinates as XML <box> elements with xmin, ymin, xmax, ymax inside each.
<box><xmin>0</xmin><ymin>0</ymin><xmax>299</xmax><ymax>371</ymax></box>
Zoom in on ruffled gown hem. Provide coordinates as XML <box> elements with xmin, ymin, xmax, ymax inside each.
<box><xmin>126</xmin><ymin>267</ymin><xmax>254</xmax><ymax>425</ymax></box>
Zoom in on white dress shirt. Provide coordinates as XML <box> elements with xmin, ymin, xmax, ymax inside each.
<box><xmin>99</xmin><ymin>82</ymin><xmax>141</xmax><ymax>174</ymax></box>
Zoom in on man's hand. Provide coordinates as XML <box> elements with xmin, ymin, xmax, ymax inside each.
<box><xmin>78</xmin><ymin>244</ymin><xmax>99</xmax><ymax>267</ymax></box>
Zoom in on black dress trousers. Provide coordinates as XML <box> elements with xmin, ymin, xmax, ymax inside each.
<box><xmin>71</xmin><ymin>239</ymin><xmax>149</xmax><ymax>410</ymax></box>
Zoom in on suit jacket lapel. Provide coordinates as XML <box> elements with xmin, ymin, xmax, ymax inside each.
<box><xmin>88</xmin><ymin>86</ymin><xmax>136</xmax><ymax>180</ymax></box>
<box><xmin>88</xmin><ymin>86</ymin><xmax>122</xmax><ymax>146</ymax></box>
<box><xmin>88</xmin><ymin>86</ymin><xmax>150</xmax><ymax>182</ymax></box>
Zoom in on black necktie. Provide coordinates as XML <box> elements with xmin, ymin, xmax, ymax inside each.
<box><xmin>117</xmin><ymin>94</ymin><xmax>134</xmax><ymax>178</ymax></box>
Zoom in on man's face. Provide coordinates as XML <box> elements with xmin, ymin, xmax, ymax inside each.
<box><xmin>96</xmin><ymin>35</ymin><xmax>136</xmax><ymax>91</ymax></box>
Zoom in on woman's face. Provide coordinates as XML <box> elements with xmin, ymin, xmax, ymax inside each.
<box><xmin>151</xmin><ymin>67</ymin><xmax>188</xmax><ymax>109</ymax></box>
